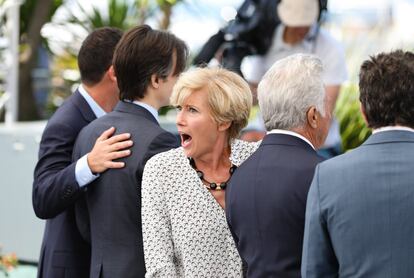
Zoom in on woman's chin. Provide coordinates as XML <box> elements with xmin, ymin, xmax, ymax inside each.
<box><xmin>183</xmin><ymin>149</ymin><xmax>193</xmax><ymax>158</ymax></box>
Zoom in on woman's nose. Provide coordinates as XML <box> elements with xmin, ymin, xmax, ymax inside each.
<box><xmin>176</xmin><ymin>110</ymin><xmax>185</xmax><ymax>126</ymax></box>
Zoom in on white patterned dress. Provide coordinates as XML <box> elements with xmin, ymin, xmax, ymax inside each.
<box><xmin>142</xmin><ymin>139</ymin><xmax>259</xmax><ymax>278</ymax></box>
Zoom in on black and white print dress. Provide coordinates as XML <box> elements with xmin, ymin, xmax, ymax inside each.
<box><xmin>142</xmin><ymin>139</ymin><xmax>259</xmax><ymax>278</ymax></box>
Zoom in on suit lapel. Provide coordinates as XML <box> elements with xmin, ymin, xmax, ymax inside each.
<box><xmin>71</xmin><ymin>90</ymin><xmax>97</xmax><ymax>123</ymax></box>
<box><xmin>363</xmin><ymin>130</ymin><xmax>414</xmax><ymax>146</ymax></box>
<box><xmin>114</xmin><ymin>101</ymin><xmax>159</xmax><ymax>125</ymax></box>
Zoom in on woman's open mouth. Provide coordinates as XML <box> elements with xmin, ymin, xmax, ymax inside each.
<box><xmin>180</xmin><ymin>133</ymin><xmax>192</xmax><ymax>148</ymax></box>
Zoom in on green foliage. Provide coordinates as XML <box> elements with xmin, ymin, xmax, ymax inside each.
<box><xmin>336</xmin><ymin>83</ymin><xmax>371</xmax><ymax>151</ymax></box>
<box><xmin>20</xmin><ymin>0</ymin><xmax>63</xmax><ymax>35</ymax></box>
<box><xmin>66</xmin><ymin>0</ymin><xmax>158</xmax><ymax>32</ymax></box>
<box><xmin>64</xmin><ymin>0</ymin><xmax>185</xmax><ymax>33</ymax></box>
<box><xmin>108</xmin><ymin>0</ymin><xmax>129</xmax><ymax>27</ymax></box>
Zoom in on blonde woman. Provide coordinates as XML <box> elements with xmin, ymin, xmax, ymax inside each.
<box><xmin>141</xmin><ymin>67</ymin><xmax>258</xmax><ymax>277</ymax></box>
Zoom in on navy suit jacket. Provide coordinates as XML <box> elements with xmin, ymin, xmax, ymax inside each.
<box><xmin>302</xmin><ymin>130</ymin><xmax>414</xmax><ymax>278</ymax></box>
<box><xmin>33</xmin><ymin>90</ymin><xmax>95</xmax><ymax>278</ymax></box>
<box><xmin>73</xmin><ymin>101</ymin><xmax>179</xmax><ymax>278</ymax></box>
<box><xmin>226</xmin><ymin>133</ymin><xmax>323</xmax><ymax>278</ymax></box>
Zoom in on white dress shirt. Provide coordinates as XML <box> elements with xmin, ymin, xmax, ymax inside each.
<box><xmin>373</xmin><ymin>126</ymin><xmax>414</xmax><ymax>134</ymax></box>
<box><xmin>267</xmin><ymin>129</ymin><xmax>316</xmax><ymax>150</ymax></box>
<box><xmin>132</xmin><ymin>100</ymin><xmax>159</xmax><ymax>123</ymax></box>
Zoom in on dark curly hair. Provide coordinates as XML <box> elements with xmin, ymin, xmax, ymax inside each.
<box><xmin>359</xmin><ymin>50</ymin><xmax>414</xmax><ymax>129</ymax></box>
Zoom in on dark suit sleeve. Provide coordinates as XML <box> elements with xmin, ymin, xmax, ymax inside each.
<box><xmin>33</xmin><ymin>121</ymin><xmax>85</xmax><ymax>219</ymax></box>
<box><xmin>301</xmin><ymin>165</ymin><xmax>338</xmax><ymax>277</ymax></box>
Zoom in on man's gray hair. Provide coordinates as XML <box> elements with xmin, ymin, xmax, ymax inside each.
<box><xmin>257</xmin><ymin>53</ymin><xmax>325</xmax><ymax>131</ymax></box>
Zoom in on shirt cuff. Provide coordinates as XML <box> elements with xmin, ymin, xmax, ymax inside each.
<box><xmin>75</xmin><ymin>154</ymin><xmax>99</xmax><ymax>187</ymax></box>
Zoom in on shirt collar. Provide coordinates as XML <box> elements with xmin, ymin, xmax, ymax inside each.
<box><xmin>372</xmin><ymin>126</ymin><xmax>414</xmax><ymax>134</ymax></box>
<box><xmin>78</xmin><ymin>84</ymin><xmax>106</xmax><ymax>118</ymax></box>
<box><xmin>131</xmin><ymin>100</ymin><xmax>159</xmax><ymax>123</ymax></box>
<box><xmin>267</xmin><ymin>129</ymin><xmax>315</xmax><ymax>150</ymax></box>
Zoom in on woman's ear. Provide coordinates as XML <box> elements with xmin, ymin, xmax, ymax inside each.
<box><xmin>218</xmin><ymin>121</ymin><xmax>232</xmax><ymax>132</ymax></box>
<box><xmin>150</xmin><ymin>74</ymin><xmax>160</xmax><ymax>89</ymax></box>
<box><xmin>306</xmin><ymin>106</ymin><xmax>318</xmax><ymax>129</ymax></box>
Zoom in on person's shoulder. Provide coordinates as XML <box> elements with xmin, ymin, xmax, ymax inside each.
<box><xmin>77</xmin><ymin>112</ymin><xmax>105</xmax><ymax>133</ymax></box>
<box><xmin>146</xmin><ymin>147</ymin><xmax>184</xmax><ymax>167</ymax></box>
<box><xmin>43</xmin><ymin>94</ymin><xmax>89</xmax><ymax>134</ymax></box>
<box><xmin>233</xmin><ymin>139</ymin><xmax>259</xmax><ymax>151</ymax></box>
<box><xmin>318</xmin><ymin>147</ymin><xmax>361</xmax><ymax>174</ymax></box>
<box><xmin>231</xmin><ymin>139</ymin><xmax>259</xmax><ymax>166</ymax></box>
<box><xmin>47</xmin><ymin>93</ymin><xmax>78</xmax><ymax>119</ymax></box>
<box><xmin>313</xmin><ymin>146</ymin><xmax>370</xmax><ymax>200</ymax></box>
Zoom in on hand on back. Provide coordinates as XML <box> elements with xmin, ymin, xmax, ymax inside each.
<box><xmin>87</xmin><ymin>126</ymin><xmax>133</xmax><ymax>174</ymax></box>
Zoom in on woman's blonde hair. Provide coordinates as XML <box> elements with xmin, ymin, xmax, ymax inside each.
<box><xmin>171</xmin><ymin>67</ymin><xmax>252</xmax><ymax>140</ymax></box>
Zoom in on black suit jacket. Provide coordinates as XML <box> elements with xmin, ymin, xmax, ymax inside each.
<box><xmin>33</xmin><ymin>90</ymin><xmax>95</xmax><ymax>278</ymax></box>
<box><xmin>226</xmin><ymin>133</ymin><xmax>324</xmax><ymax>278</ymax></box>
<box><xmin>73</xmin><ymin>101</ymin><xmax>179</xmax><ymax>278</ymax></box>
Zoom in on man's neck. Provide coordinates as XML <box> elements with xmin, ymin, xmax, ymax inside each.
<box><xmin>283</xmin><ymin>30</ymin><xmax>296</xmax><ymax>45</ymax></box>
<box><xmin>282</xmin><ymin>26</ymin><xmax>309</xmax><ymax>45</ymax></box>
<box><xmin>83</xmin><ymin>83</ymin><xmax>116</xmax><ymax>113</ymax></box>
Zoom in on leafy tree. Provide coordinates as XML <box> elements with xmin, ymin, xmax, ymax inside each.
<box><xmin>18</xmin><ymin>0</ymin><xmax>63</xmax><ymax>121</ymax></box>
<box><xmin>3</xmin><ymin>0</ymin><xmax>185</xmax><ymax>121</ymax></box>
<box><xmin>64</xmin><ymin>0</ymin><xmax>184</xmax><ymax>33</ymax></box>
<box><xmin>336</xmin><ymin>84</ymin><xmax>371</xmax><ymax>151</ymax></box>
<box><xmin>66</xmin><ymin>0</ymin><xmax>146</xmax><ymax>33</ymax></box>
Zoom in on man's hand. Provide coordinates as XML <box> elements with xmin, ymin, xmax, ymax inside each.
<box><xmin>87</xmin><ymin>127</ymin><xmax>133</xmax><ymax>174</ymax></box>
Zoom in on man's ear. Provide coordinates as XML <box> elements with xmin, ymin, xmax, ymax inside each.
<box><xmin>306</xmin><ymin>106</ymin><xmax>318</xmax><ymax>129</ymax></box>
<box><xmin>150</xmin><ymin>74</ymin><xmax>160</xmax><ymax>89</ymax></box>
<box><xmin>107</xmin><ymin>65</ymin><xmax>117</xmax><ymax>83</ymax></box>
<box><xmin>218</xmin><ymin>121</ymin><xmax>231</xmax><ymax>132</ymax></box>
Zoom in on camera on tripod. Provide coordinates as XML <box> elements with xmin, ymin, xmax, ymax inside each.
<box><xmin>193</xmin><ymin>0</ymin><xmax>327</xmax><ymax>76</ymax></box>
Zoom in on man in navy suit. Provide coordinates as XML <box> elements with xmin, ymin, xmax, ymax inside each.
<box><xmin>73</xmin><ymin>25</ymin><xmax>188</xmax><ymax>278</ymax></box>
<box><xmin>226</xmin><ymin>54</ymin><xmax>330</xmax><ymax>277</ymax></box>
<box><xmin>33</xmin><ymin>27</ymin><xmax>132</xmax><ymax>278</ymax></box>
<box><xmin>302</xmin><ymin>50</ymin><xmax>414</xmax><ymax>277</ymax></box>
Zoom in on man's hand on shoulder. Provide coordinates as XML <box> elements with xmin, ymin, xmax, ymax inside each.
<box><xmin>87</xmin><ymin>127</ymin><xmax>133</xmax><ymax>174</ymax></box>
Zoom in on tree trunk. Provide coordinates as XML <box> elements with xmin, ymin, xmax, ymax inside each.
<box><xmin>18</xmin><ymin>53</ymin><xmax>39</xmax><ymax>121</ymax></box>
<box><xmin>159</xmin><ymin>3</ymin><xmax>172</xmax><ymax>30</ymax></box>
<box><xmin>18</xmin><ymin>0</ymin><xmax>54</xmax><ymax>121</ymax></box>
